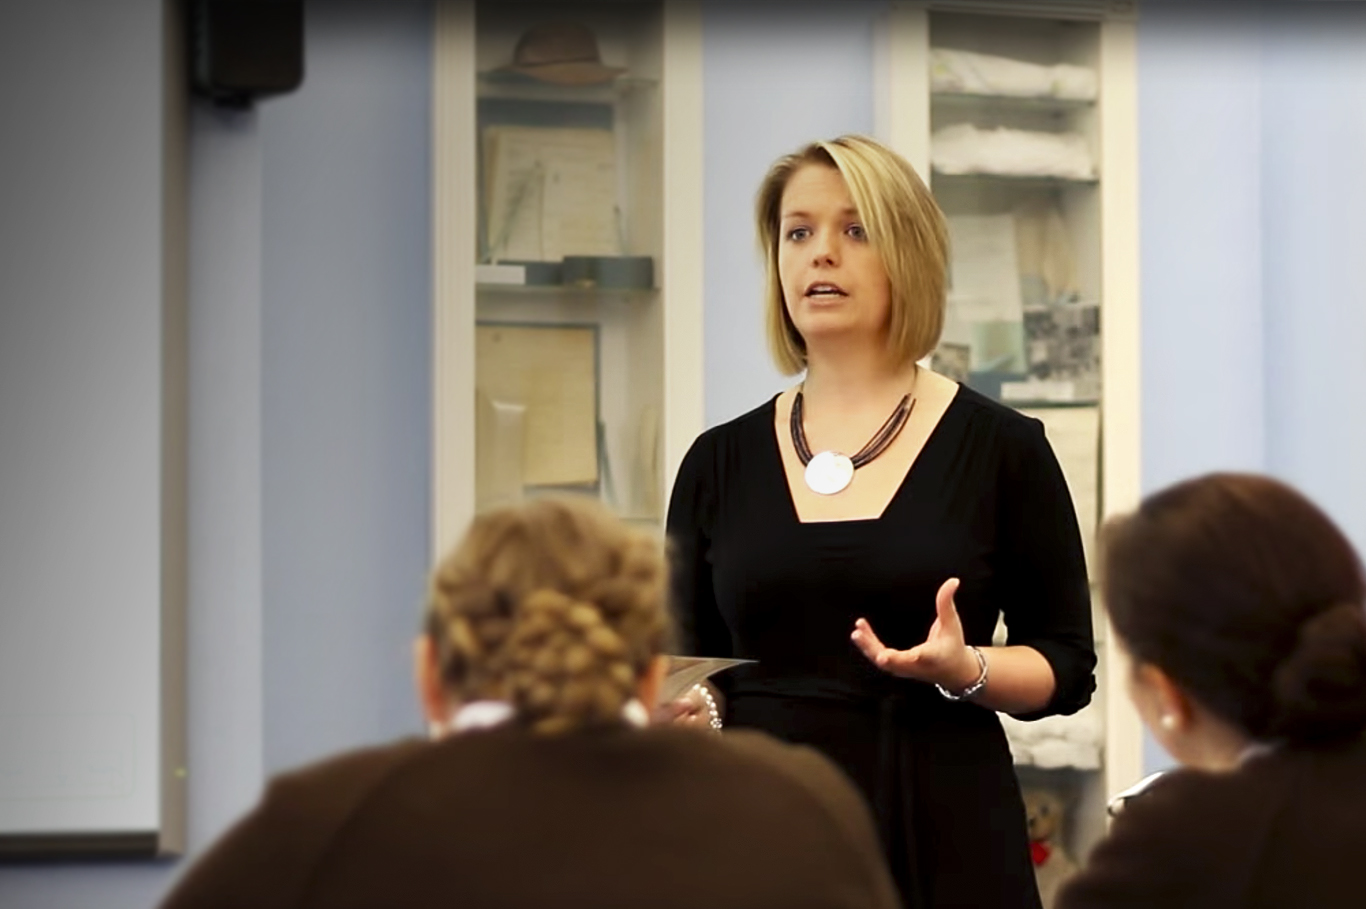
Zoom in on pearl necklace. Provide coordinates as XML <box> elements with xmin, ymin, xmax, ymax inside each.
<box><xmin>790</xmin><ymin>386</ymin><xmax>916</xmax><ymax>495</ymax></box>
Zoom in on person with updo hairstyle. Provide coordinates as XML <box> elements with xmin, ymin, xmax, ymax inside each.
<box><xmin>160</xmin><ymin>496</ymin><xmax>901</xmax><ymax>909</ymax></box>
<box><xmin>1058</xmin><ymin>473</ymin><xmax>1366</xmax><ymax>909</ymax></box>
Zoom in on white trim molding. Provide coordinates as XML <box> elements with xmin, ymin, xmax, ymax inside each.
<box><xmin>1098</xmin><ymin>14</ymin><xmax>1145</xmax><ymax>805</ymax></box>
<box><xmin>432</xmin><ymin>0</ymin><xmax>478</xmax><ymax>560</ymax></box>
<box><xmin>661</xmin><ymin>0</ymin><xmax>706</xmax><ymax>498</ymax></box>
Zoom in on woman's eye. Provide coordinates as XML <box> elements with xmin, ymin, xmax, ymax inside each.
<box><xmin>785</xmin><ymin>227</ymin><xmax>810</xmax><ymax>242</ymax></box>
<box><xmin>847</xmin><ymin>224</ymin><xmax>867</xmax><ymax>241</ymax></box>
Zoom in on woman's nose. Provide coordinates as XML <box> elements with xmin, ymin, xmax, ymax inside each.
<box><xmin>811</xmin><ymin>232</ymin><xmax>838</xmax><ymax>265</ymax></box>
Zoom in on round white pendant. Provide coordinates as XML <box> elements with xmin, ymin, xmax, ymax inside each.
<box><xmin>804</xmin><ymin>451</ymin><xmax>855</xmax><ymax>495</ymax></box>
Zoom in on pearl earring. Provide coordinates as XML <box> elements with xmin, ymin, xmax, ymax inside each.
<box><xmin>1159</xmin><ymin>714</ymin><xmax>1177</xmax><ymax>731</ymax></box>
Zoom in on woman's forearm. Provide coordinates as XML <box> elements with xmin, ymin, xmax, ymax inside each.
<box><xmin>958</xmin><ymin>645</ymin><xmax>1056</xmax><ymax>714</ymax></box>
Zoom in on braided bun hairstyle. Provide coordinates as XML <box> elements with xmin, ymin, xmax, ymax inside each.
<box><xmin>1102</xmin><ymin>473</ymin><xmax>1366</xmax><ymax>745</ymax></box>
<box><xmin>424</xmin><ymin>496</ymin><xmax>671</xmax><ymax>735</ymax></box>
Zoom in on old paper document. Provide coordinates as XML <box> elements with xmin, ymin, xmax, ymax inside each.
<box><xmin>946</xmin><ymin>213</ymin><xmax>1027</xmax><ymax>372</ymax></box>
<box><xmin>476</xmin><ymin>324</ymin><xmax>599</xmax><ymax>487</ymax></box>
<box><xmin>474</xmin><ymin>390</ymin><xmax>527</xmax><ymax>511</ymax></box>
<box><xmin>660</xmin><ymin>656</ymin><xmax>756</xmax><ymax>704</ymax></box>
<box><xmin>484</xmin><ymin>125</ymin><xmax>621</xmax><ymax>262</ymax></box>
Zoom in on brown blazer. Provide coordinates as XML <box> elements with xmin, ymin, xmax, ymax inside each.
<box><xmin>160</xmin><ymin>724</ymin><xmax>901</xmax><ymax>909</ymax></box>
<box><xmin>1058</xmin><ymin>733</ymin><xmax>1366</xmax><ymax>909</ymax></box>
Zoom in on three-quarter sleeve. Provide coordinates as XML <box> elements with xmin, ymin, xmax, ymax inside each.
<box><xmin>665</xmin><ymin>432</ymin><xmax>733</xmax><ymax>661</ymax></box>
<box><xmin>997</xmin><ymin>416</ymin><xmax>1096</xmax><ymax>719</ymax></box>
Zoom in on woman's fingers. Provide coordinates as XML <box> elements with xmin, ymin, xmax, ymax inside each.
<box><xmin>935</xmin><ymin>577</ymin><xmax>962</xmax><ymax>627</ymax></box>
<box><xmin>851</xmin><ymin>616</ymin><xmax>883</xmax><ymax>646</ymax></box>
<box><xmin>651</xmin><ymin>696</ymin><xmax>704</xmax><ymax>726</ymax></box>
<box><xmin>851</xmin><ymin>617</ymin><xmax>889</xmax><ymax>660</ymax></box>
<box><xmin>649</xmin><ymin>701</ymin><xmax>686</xmax><ymax>724</ymax></box>
<box><xmin>855</xmin><ymin>579</ymin><xmax>965</xmax><ymax>681</ymax></box>
<box><xmin>853</xmin><ymin>618</ymin><xmax>919</xmax><ymax>674</ymax></box>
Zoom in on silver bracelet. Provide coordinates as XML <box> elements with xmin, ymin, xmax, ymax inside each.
<box><xmin>936</xmin><ymin>645</ymin><xmax>988</xmax><ymax>702</ymax></box>
<box><xmin>691</xmin><ymin>683</ymin><xmax>723</xmax><ymax>731</ymax></box>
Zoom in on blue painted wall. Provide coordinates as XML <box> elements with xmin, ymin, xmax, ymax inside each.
<box><xmin>1137</xmin><ymin>1</ymin><xmax>1366</xmax><ymax>773</ymax></box>
<box><xmin>1137</xmin><ymin>7</ymin><xmax>1267</xmax><ymax>490</ymax></box>
<box><xmin>1258</xmin><ymin>4</ymin><xmax>1366</xmax><ymax>550</ymax></box>
<box><xmin>701</xmin><ymin>1</ymin><xmax>888</xmax><ymax>426</ymax></box>
<box><xmin>259</xmin><ymin>0</ymin><xmax>432</xmax><ymax>776</ymax></box>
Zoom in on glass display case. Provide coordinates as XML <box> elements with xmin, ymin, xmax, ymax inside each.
<box><xmin>879</xmin><ymin>0</ymin><xmax>1142</xmax><ymax>875</ymax></box>
<box><xmin>433</xmin><ymin>0</ymin><xmax>704</xmax><ymax>554</ymax></box>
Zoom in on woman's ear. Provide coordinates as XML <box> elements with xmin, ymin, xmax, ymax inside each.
<box><xmin>1138</xmin><ymin>663</ymin><xmax>1194</xmax><ymax>732</ymax></box>
<box><xmin>1129</xmin><ymin>659</ymin><xmax>1199</xmax><ymax>762</ymax></box>
<box><xmin>413</xmin><ymin>635</ymin><xmax>451</xmax><ymax>730</ymax></box>
<box><xmin>636</xmin><ymin>654</ymin><xmax>670</xmax><ymax>709</ymax></box>
<box><xmin>1130</xmin><ymin>659</ymin><xmax>1255</xmax><ymax>771</ymax></box>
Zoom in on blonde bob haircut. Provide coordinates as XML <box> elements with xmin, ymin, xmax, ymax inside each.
<box><xmin>755</xmin><ymin>135</ymin><xmax>949</xmax><ymax>376</ymax></box>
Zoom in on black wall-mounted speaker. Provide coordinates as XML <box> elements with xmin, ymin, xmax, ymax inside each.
<box><xmin>190</xmin><ymin>0</ymin><xmax>305</xmax><ymax>107</ymax></box>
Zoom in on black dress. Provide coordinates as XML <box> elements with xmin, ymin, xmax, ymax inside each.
<box><xmin>667</xmin><ymin>386</ymin><xmax>1096</xmax><ymax>909</ymax></box>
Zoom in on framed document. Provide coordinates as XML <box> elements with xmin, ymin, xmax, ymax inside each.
<box><xmin>475</xmin><ymin>322</ymin><xmax>600</xmax><ymax>489</ymax></box>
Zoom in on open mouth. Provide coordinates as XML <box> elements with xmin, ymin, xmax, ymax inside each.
<box><xmin>804</xmin><ymin>282</ymin><xmax>848</xmax><ymax>299</ymax></box>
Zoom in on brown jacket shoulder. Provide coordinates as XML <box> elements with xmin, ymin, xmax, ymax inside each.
<box><xmin>161</xmin><ymin>726</ymin><xmax>900</xmax><ymax>909</ymax></box>
<box><xmin>1058</xmin><ymin>735</ymin><xmax>1366</xmax><ymax>909</ymax></box>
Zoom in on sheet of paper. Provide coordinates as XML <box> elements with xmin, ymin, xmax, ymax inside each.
<box><xmin>539</xmin><ymin>135</ymin><xmax>621</xmax><ymax>259</ymax></box>
<box><xmin>660</xmin><ymin>656</ymin><xmax>755</xmax><ymax>704</ymax></box>
<box><xmin>946</xmin><ymin>213</ymin><xmax>1027</xmax><ymax>372</ymax></box>
<box><xmin>474</xmin><ymin>391</ymin><xmax>526</xmax><ymax>511</ymax></box>
<box><xmin>1014</xmin><ymin>199</ymin><xmax>1078</xmax><ymax>305</ymax></box>
<box><xmin>483</xmin><ymin>127</ymin><xmax>546</xmax><ymax>262</ymax></box>
<box><xmin>476</xmin><ymin>324</ymin><xmax>599</xmax><ymax>487</ymax></box>
<box><xmin>1017</xmin><ymin>405</ymin><xmax>1100</xmax><ymax>576</ymax></box>
<box><xmin>947</xmin><ymin>214</ymin><xmax>1024</xmax><ymax>321</ymax></box>
<box><xmin>484</xmin><ymin>125</ymin><xmax>621</xmax><ymax>262</ymax></box>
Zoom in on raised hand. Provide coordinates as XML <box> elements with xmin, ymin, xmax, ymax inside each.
<box><xmin>850</xmin><ymin>577</ymin><xmax>981</xmax><ymax>691</ymax></box>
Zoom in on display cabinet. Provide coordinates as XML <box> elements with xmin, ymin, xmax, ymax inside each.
<box><xmin>877</xmin><ymin>0</ymin><xmax>1143</xmax><ymax>868</ymax></box>
<box><xmin>432</xmin><ymin>0</ymin><xmax>704</xmax><ymax>556</ymax></box>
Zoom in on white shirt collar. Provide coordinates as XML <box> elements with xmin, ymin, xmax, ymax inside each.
<box><xmin>446</xmin><ymin>698</ymin><xmax>650</xmax><ymax>735</ymax></box>
<box><xmin>451</xmin><ymin>700</ymin><xmax>515</xmax><ymax>733</ymax></box>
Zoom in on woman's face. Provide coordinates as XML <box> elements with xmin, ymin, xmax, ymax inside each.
<box><xmin>777</xmin><ymin>164</ymin><xmax>892</xmax><ymax>350</ymax></box>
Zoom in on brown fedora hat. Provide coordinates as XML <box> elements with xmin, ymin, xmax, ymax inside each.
<box><xmin>497</xmin><ymin>22</ymin><xmax>625</xmax><ymax>86</ymax></box>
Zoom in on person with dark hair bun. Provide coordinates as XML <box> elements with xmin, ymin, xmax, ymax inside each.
<box><xmin>1059</xmin><ymin>473</ymin><xmax>1366</xmax><ymax>909</ymax></box>
<box><xmin>160</xmin><ymin>497</ymin><xmax>901</xmax><ymax>909</ymax></box>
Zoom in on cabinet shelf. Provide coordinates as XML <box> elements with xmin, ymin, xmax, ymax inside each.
<box><xmin>931</xmin><ymin>170</ymin><xmax>1099</xmax><ymax>189</ymax></box>
<box><xmin>477</xmin><ymin>72</ymin><xmax>659</xmax><ymax>103</ymax></box>
<box><xmin>931</xmin><ymin>90</ymin><xmax>1095</xmax><ymax>116</ymax></box>
<box><xmin>477</xmin><ymin>283</ymin><xmax>657</xmax><ymax>306</ymax></box>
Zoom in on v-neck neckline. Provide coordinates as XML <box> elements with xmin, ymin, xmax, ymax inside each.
<box><xmin>765</xmin><ymin>383</ymin><xmax>962</xmax><ymax>526</ymax></box>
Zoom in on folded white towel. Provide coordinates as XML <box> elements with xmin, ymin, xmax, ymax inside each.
<box><xmin>932</xmin><ymin>123</ymin><xmax>1095</xmax><ymax>180</ymax></box>
<box><xmin>1001</xmin><ymin>703</ymin><xmax>1104</xmax><ymax>769</ymax></box>
<box><xmin>931</xmin><ymin>48</ymin><xmax>1097</xmax><ymax>101</ymax></box>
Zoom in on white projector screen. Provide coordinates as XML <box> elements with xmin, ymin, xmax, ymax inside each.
<box><xmin>0</xmin><ymin>0</ymin><xmax>186</xmax><ymax>858</ymax></box>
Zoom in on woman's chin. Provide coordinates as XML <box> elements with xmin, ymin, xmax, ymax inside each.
<box><xmin>793</xmin><ymin>318</ymin><xmax>877</xmax><ymax>346</ymax></box>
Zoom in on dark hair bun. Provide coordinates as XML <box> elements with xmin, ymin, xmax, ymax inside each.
<box><xmin>1270</xmin><ymin>603</ymin><xmax>1366</xmax><ymax>742</ymax></box>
